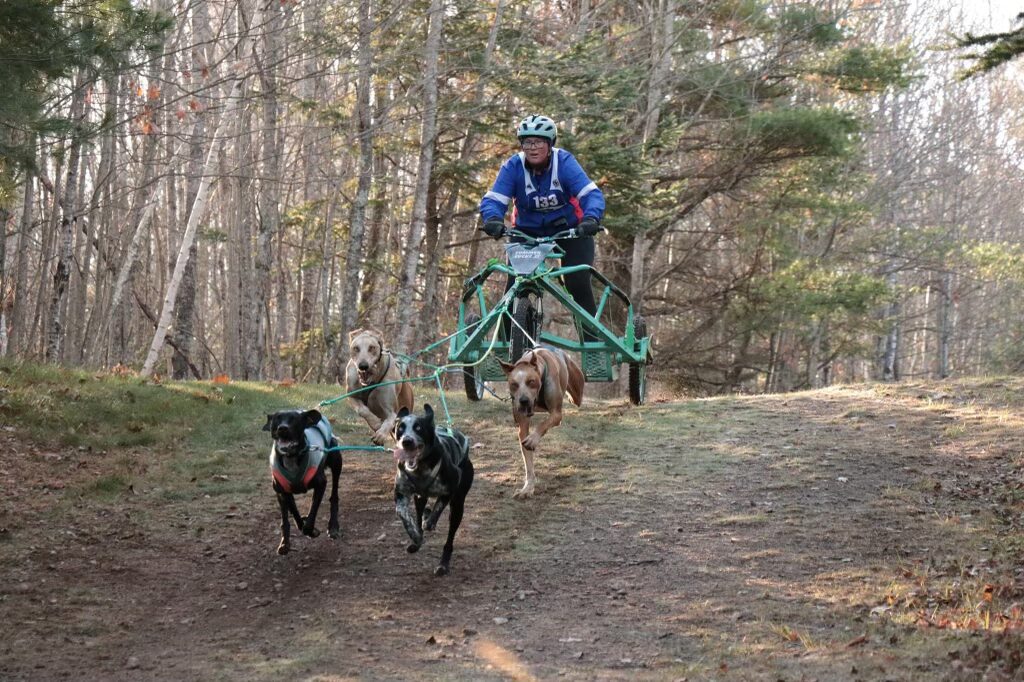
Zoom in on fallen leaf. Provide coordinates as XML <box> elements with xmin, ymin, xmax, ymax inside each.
<box><xmin>846</xmin><ymin>634</ymin><xmax>868</xmax><ymax>647</ymax></box>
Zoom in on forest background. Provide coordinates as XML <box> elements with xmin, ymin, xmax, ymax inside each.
<box><xmin>2</xmin><ymin>0</ymin><xmax>1023</xmax><ymax>394</ymax></box>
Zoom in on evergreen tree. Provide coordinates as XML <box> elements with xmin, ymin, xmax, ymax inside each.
<box><xmin>956</xmin><ymin>12</ymin><xmax>1024</xmax><ymax>78</ymax></box>
<box><xmin>0</xmin><ymin>0</ymin><xmax>170</xmax><ymax>205</ymax></box>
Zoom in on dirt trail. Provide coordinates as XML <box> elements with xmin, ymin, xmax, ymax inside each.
<box><xmin>2</xmin><ymin>380</ymin><xmax>1023</xmax><ymax>680</ymax></box>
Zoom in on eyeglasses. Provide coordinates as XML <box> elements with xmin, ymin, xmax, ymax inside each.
<box><xmin>520</xmin><ymin>139</ymin><xmax>548</xmax><ymax>150</ymax></box>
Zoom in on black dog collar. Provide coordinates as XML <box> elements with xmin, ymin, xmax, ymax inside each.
<box><xmin>359</xmin><ymin>351</ymin><xmax>392</xmax><ymax>388</ymax></box>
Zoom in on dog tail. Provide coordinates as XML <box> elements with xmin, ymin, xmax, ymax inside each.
<box><xmin>565</xmin><ymin>357</ymin><xmax>585</xmax><ymax>407</ymax></box>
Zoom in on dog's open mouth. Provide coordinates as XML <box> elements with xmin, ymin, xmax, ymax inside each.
<box><xmin>357</xmin><ymin>367</ymin><xmax>375</xmax><ymax>384</ymax></box>
<box><xmin>515</xmin><ymin>403</ymin><xmax>534</xmax><ymax>417</ymax></box>
<box><xmin>393</xmin><ymin>445</ymin><xmax>423</xmax><ymax>470</ymax></box>
<box><xmin>275</xmin><ymin>439</ymin><xmax>301</xmax><ymax>455</ymax></box>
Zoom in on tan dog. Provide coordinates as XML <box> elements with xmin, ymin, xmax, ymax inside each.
<box><xmin>346</xmin><ymin>329</ymin><xmax>414</xmax><ymax>444</ymax></box>
<box><xmin>498</xmin><ymin>347</ymin><xmax>585</xmax><ymax>498</ymax></box>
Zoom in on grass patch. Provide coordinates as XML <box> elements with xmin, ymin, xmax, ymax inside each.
<box><xmin>194</xmin><ymin>479</ymin><xmax>259</xmax><ymax>497</ymax></box>
<box><xmin>0</xmin><ymin>358</ymin><xmax>355</xmax><ymax>455</ymax></box>
<box><xmin>83</xmin><ymin>473</ymin><xmax>132</xmax><ymax>499</ymax></box>
<box><xmin>713</xmin><ymin>513</ymin><xmax>770</xmax><ymax>527</ymax></box>
<box><xmin>944</xmin><ymin>423</ymin><xmax>968</xmax><ymax>439</ymax></box>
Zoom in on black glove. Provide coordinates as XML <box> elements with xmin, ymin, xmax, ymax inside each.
<box><xmin>579</xmin><ymin>217</ymin><xmax>603</xmax><ymax>236</ymax></box>
<box><xmin>481</xmin><ymin>218</ymin><xmax>505</xmax><ymax>239</ymax></box>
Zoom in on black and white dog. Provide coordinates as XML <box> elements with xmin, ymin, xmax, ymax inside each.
<box><xmin>392</xmin><ymin>404</ymin><xmax>474</xmax><ymax>576</ymax></box>
<box><xmin>264</xmin><ymin>409</ymin><xmax>342</xmax><ymax>555</ymax></box>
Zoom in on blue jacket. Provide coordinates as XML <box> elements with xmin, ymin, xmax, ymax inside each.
<box><xmin>479</xmin><ymin>148</ymin><xmax>605</xmax><ymax>236</ymax></box>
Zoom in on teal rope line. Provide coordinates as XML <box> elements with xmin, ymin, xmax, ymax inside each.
<box><xmin>433</xmin><ymin>369</ymin><xmax>452</xmax><ymax>428</ymax></box>
<box><xmin>391</xmin><ymin>308</ymin><xmax>494</xmax><ymax>370</ymax></box>
<box><xmin>324</xmin><ymin>444</ymin><xmax>389</xmax><ymax>453</ymax></box>
<box><xmin>317</xmin><ymin>374</ymin><xmax>438</xmax><ymax>408</ymax></box>
<box><xmin>400</xmin><ymin>328</ymin><xmax>459</xmax><ymax>363</ymax></box>
<box><xmin>316</xmin><ymin>296</ymin><xmax>512</xmax><ymax>438</ymax></box>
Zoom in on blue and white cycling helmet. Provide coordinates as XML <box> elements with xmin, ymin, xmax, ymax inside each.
<box><xmin>517</xmin><ymin>114</ymin><xmax>557</xmax><ymax>143</ymax></box>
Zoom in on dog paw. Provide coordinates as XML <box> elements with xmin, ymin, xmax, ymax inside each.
<box><xmin>406</xmin><ymin>542</ymin><xmax>421</xmax><ymax>554</ymax></box>
<box><xmin>512</xmin><ymin>486</ymin><xmax>535</xmax><ymax>499</ymax></box>
<box><xmin>277</xmin><ymin>541</ymin><xmax>290</xmax><ymax>555</ymax></box>
<box><xmin>328</xmin><ymin>527</ymin><xmax>340</xmax><ymax>540</ymax></box>
<box><xmin>302</xmin><ymin>525</ymin><xmax>321</xmax><ymax>538</ymax></box>
<box><xmin>424</xmin><ymin>519</ymin><xmax>437</xmax><ymax>532</ymax></box>
<box><xmin>521</xmin><ymin>434</ymin><xmax>540</xmax><ymax>451</ymax></box>
<box><xmin>433</xmin><ymin>564</ymin><xmax>450</xmax><ymax>577</ymax></box>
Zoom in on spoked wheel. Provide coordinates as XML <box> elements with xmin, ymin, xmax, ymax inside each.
<box><xmin>462</xmin><ymin>313</ymin><xmax>486</xmax><ymax>401</ymax></box>
<box><xmin>628</xmin><ymin>315</ymin><xmax>648</xmax><ymax>405</ymax></box>
<box><xmin>510</xmin><ymin>296</ymin><xmax>540</xmax><ymax>362</ymax></box>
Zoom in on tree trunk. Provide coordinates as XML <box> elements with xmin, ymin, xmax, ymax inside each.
<box><xmin>395</xmin><ymin>0</ymin><xmax>444</xmax><ymax>354</ymax></box>
<box><xmin>416</xmin><ymin>174</ymin><xmax>442</xmax><ymax>355</ymax></box>
<box><xmin>46</xmin><ymin>79</ymin><xmax>86</xmax><ymax>362</ymax></box>
<box><xmin>140</xmin><ymin>0</ymin><xmax>266</xmax><ymax>377</ymax></box>
<box><xmin>97</xmin><ymin>139</ymin><xmax>165</xmax><ymax>365</ymax></box>
<box><xmin>69</xmin><ymin>144</ymin><xmax>89</xmax><ymax>358</ymax></box>
<box><xmin>0</xmin><ymin>207</ymin><xmax>8</xmax><ymax>355</ymax></box>
<box><xmin>169</xmin><ymin>9</ymin><xmax>201</xmax><ymax>380</ymax></box>
<box><xmin>629</xmin><ymin>0</ymin><xmax>675</xmax><ymax>315</ymax></box>
<box><xmin>938</xmin><ymin>272</ymin><xmax>953</xmax><ymax>379</ymax></box>
<box><xmin>881</xmin><ymin>270</ymin><xmax>899</xmax><ymax>382</ymax></box>
<box><xmin>339</xmin><ymin>0</ymin><xmax>375</xmax><ymax>347</ymax></box>
<box><xmin>7</xmin><ymin>159</ymin><xmax>35</xmax><ymax>356</ymax></box>
<box><xmin>251</xmin><ymin>0</ymin><xmax>284</xmax><ymax>380</ymax></box>
<box><xmin>358</xmin><ymin>89</ymin><xmax>392</xmax><ymax>322</ymax></box>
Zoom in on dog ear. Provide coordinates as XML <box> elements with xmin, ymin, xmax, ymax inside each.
<box><xmin>262</xmin><ymin>414</ymin><xmax>276</xmax><ymax>431</ymax></box>
<box><xmin>397</xmin><ymin>406</ymin><xmax>410</xmax><ymax>420</ymax></box>
<box><xmin>423</xmin><ymin>404</ymin><xmax>434</xmax><ymax>419</ymax></box>
<box><xmin>497</xmin><ymin>359</ymin><xmax>515</xmax><ymax>375</ymax></box>
<box><xmin>302</xmin><ymin>409</ymin><xmax>323</xmax><ymax>428</ymax></box>
<box><xmin>528</xmin><ymin>351</ymin><xmax>542</xmax><ymax>369</ymax></box>
<box><xmin>348</xmin><ymin>328</ymin><xmax>364</xmax><ymax>343</ymax></box>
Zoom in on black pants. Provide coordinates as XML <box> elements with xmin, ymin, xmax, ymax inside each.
<box><xmin>503</xmin><ymin>236</ymin><xmax>598</xmax><ymax>342</ymax></box>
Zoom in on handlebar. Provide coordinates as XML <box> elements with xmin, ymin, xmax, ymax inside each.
<box><xmin>502</xmin><ymin>227</ymin><xmax>596</xmax><ymax>243</ymax></box>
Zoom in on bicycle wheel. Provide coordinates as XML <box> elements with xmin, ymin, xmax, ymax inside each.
<box><xmin>462</xmin><ymin>313</ymin><xmax>486</xmax><ymax>401</ymax></box>
<box><xmin>628</xmin><ymin>315</ymin><xmax>648</xmax><ymax>405</ymax></box>
<box><xmin>510</xmin><ymin>297</ymin><xmax>539</xmax><ymax>362</ymax></box>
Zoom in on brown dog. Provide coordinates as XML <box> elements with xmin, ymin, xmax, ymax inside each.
<box><xmin>498</xmin><ymin>346</ymin><xmax>584</xmax><ymax>498</ymax></box>
<box><xmin>346</xmin><ymin>328</ymin><xmax>414</xmax><ymax>444</ymax></box>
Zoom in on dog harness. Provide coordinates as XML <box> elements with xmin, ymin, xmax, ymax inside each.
<box><xmin>270</xmin><ymin>419</ymin><xmax>334</xmax><ymax>494</ymax></box>
<box><xmin>399</xmin><ymin>428</ymin><xmax>469</xmax><ymax>495</ymax></box>
<box><xmin>524</xmin><ymin>348</ymin><xmax>553</xmax><ymax>411</ymax></box>
<box><xmin>400</xmin><ymin>459</ymin><xmax>445</xmax><ymax>495</ymax></box>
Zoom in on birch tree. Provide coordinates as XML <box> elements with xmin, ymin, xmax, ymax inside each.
<box><xmin>140</xmin><ymin>1</ymin><xmax>266</xmax><ymax>377</ymax></box>
<box><xmin>629</xmin><ymin>0</ymin><xmax>675</xmax><ymax>315</ymax></box>
<box><xmin>45</xmin><ymin>78</ymin><xmax>85</xmax><ymax>361</ymax></box>
<box><xmin>394</xmin><ymin>0</ymin><xmax>445</xmax><ymax>354</ymax></box>
<box><xmin>250</xmin><ymin>0</ymin><xmax>285</xmax><ymax>380</ymax></box>
<box><xmin>339</xmin><ymin>0</ymin><xmax>375</xmax><ymax>348</ymax></box>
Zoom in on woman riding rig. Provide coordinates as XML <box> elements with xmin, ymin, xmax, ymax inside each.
<box><xmin>478</xmin><ymin>114</ymin><xmax>605</xmax><ymax>340</ymax></box>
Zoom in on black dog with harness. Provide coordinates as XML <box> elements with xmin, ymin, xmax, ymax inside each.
<box><xmin>264</xmin><ymin>409</ymin><xmax>342</xmax><ymax>555</ymax></box>
<box><xmin>392</xmin><ymin>404</ymin><xmax>474</xmax><ymax>576</ymax></box>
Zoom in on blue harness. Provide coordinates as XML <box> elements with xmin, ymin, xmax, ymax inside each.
<box><xmin>270</xmin><ymin>419</ymin><xmax>334</xmax><ymax>494</ymax></box>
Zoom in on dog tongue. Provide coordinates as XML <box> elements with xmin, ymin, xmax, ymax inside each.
<box><xmin>393</xmin><ymin>447</ymin><xmax>415</xmax><ymax>464</ymax></box>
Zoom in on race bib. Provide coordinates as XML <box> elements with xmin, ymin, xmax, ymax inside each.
<box><xmin>532</xmin><ymin>193</ymin><xmax>563</xmax><ymax>212</ymax></box>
